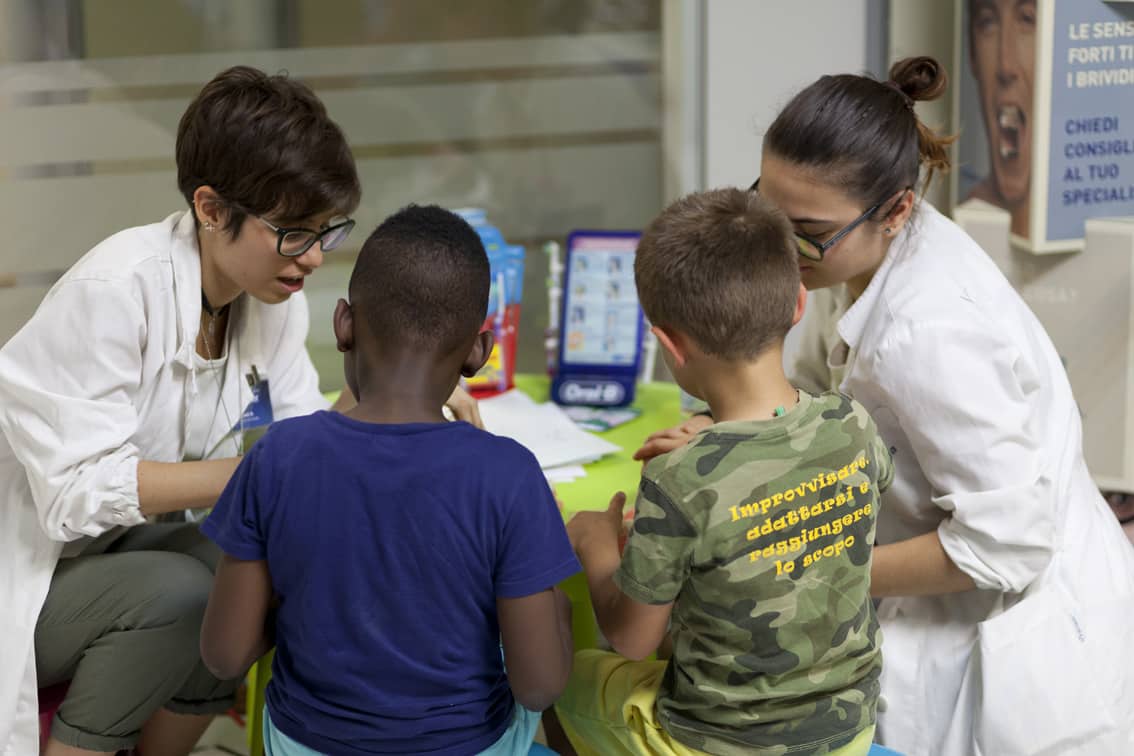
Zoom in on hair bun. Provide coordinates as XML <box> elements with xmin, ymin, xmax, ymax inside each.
<box><xmin>888</xmin><ymin>56</ymin><xmax>947</xmax><ymax>103</ymax></box>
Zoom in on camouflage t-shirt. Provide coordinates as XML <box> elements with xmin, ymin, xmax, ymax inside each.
<box><xmin>614</xmin><ymin>390</ymin><xmax>893</xmax><ymax>756</ymax></box>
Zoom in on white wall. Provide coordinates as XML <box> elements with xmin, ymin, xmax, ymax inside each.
<box><xmin>701</xmin><ymin>0</ymin><xmax>962</xmax><ymax>200</ymax></box>
<box><xmin>699</xmin><ymin>0</ymin><xmax>876</xmax><ymax>363</ymax></box>
<box><xmin>703</xmin><ymin>0</ymin><xmax>875</xmax><ymax>190</ymax></box>
<box><xmin>889</xmin><ymin>0</ymin><xmax>958</xmax><ymax>210</ymax></box>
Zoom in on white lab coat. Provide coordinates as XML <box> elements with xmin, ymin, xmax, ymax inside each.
<box><xmin>0</xmin><ymin>211</ymin><xmax>328</xmax><ymax>755</ymax></box>
<box><xmin>787</xmin><ymin>203</ymin><xmax>1134</xmax><ymax>756</ymax></box>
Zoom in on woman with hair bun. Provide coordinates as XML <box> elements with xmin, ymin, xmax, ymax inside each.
<box><xmin>637</xmin><ymin>57</ymin><xmax>1134</xmax><ymax>755</ymax></box>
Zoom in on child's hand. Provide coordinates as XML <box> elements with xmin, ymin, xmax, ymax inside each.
<box><xmin>633</xmin><ymin>414</ymin><xmax>713</xmax><ymax>462</ymax></box>
<box><xmin>566</xmin><ymin>492</ymin><xmax>626</xmax><ymax>556</ymax></box>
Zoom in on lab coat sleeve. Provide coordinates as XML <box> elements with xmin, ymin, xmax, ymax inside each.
<box><xmin>0</xmin><ymin>278</ymin><xmax>148</xmax><ymax>541</ymax></box>
<box><xmin>874</xmin><ymin>322</ymin><xmax>1054</xmax><ymax>593</ymax></box>
<box><xmin>267</xmin><ymin>291</ymin><xmax>330</xmax><ymax>420</ymax></box>
<box><xmin>785</xmin><ymin>287</ymin><xmax>836</xmax><ymax>395</ymax></box>
<box><xmin>868</xmin><ymin>427</ymin><xmax>895</xmax><ymax>494</ymax></box>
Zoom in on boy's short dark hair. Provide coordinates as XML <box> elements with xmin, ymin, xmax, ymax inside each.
<box><xmin>176</xmin><ymin>66</ymin><xmax>361</xmax><ymax>237</ymax></box>
<box><xmin>349</xmin><ymin>205</ymin><xmax>489</xmax><ymax>354</ymax></box>
<box><xmin>634</xmin><ymin>188</ymin><xmax>800</xmax><ymax>360</ymax></box>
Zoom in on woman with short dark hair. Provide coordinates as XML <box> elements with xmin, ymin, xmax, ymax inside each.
<box><xmin>0</xmin><ymin>65</ymin><xmax>472</xmax><ymax>756</ymax></box>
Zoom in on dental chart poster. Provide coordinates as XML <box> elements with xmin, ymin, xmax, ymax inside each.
<box><xmin>955</xmin><ymin>0</ymin><xmax>1134</xmax><ymax>252</ymax></box>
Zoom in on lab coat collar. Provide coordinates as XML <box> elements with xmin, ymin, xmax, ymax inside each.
<box><xmin>168</xmin><ymin>210</ymin><xmax>266</xmax><ymax>383</ymax></box>
<box><xmin>835</xmin><ymin>204</ymin><xmax>919</xmax><ymax>349</ymax></box>
<box><xmin>170</xmin><ymin>210</ymin><xmax>204</xmax><ymax>371</ymax></box>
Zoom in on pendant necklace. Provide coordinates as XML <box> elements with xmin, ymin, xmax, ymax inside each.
<box><xmin>199</xmin><ymin>289</ymin><xmax>241</xmax><ymax>458</ymax></box>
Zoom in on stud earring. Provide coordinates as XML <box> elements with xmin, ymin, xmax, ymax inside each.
<box><xmin>884</xmin><ymin>227</ymin><xmax>893</xmax><ymax>236</ymax></box>
<box><xmin>203</xmin><ymin>222</ymin><xmax>215</xmax><ymax>232</ymax></box>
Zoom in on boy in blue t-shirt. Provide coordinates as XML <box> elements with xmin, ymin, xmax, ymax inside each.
<box><xmin>200</xmin><ymin>205</ymin><xmax>580</xmax><ymax>755</ymax></box>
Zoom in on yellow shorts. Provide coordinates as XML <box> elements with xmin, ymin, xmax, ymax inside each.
<box><xmin>554</xmin><ymin>649</ymin><xmax>875</xmax><ymax>756</ymax></box>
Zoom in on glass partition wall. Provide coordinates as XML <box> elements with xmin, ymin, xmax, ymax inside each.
<box><xmin>0</xmin><ymin>0</ymin><xmax>664</xmax><ymax>387</ymax></box>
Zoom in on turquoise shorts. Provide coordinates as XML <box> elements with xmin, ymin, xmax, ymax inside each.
<box><xmin>263</xmin><ymin>702</ymin><xmax>542</xmax><ymax>756</ymax></box>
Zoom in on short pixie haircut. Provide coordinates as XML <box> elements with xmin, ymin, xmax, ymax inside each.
<box><xmin>634</xmin><ymin>188</ymin><xmax>799</xmax><ymax>360</ymax></box>
<box><xmin>176</xmin><ymin>65</ymin><xmax>361</xmax><ymax>237</ymax></box>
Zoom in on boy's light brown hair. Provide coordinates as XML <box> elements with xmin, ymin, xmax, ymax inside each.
<box><xmin>634</xmin><ymin>187</ymin><xmax>799</xmax><ymax>360</ymax></box>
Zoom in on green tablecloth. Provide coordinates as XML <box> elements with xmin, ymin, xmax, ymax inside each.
<box><xmin>511</xmin><ymin>374</ymin><xmax>683</xmax><ymax>515</ymax></box>
<box><xmin>511</xmin><ymin>374</ymin><xmax>683</xmax><ymax>650</ymax></box>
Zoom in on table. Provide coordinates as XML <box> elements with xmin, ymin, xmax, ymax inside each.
<box><xmin>511</xmin><ymin>374</ymin><xmax>683</xmax><ymax>515</ymax></box>
<box><xmin>511</xmin><ymin>374</ymin><xmax>683</xmax><ymax>650</ymax></box>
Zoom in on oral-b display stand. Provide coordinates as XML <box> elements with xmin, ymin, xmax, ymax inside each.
<box><xmin>551</xmin><ymin>231</ymin><xmax>645</xmax><ymax>407</ymax></box>
<box><xmin>955</xmin><ymin>199</ymin><xmax>1134</xmax><ymax>492</ymax></box>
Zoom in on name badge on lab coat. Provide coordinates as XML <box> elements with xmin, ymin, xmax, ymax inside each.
<box><xmin>232</xmin><ymin>370</ymin><xmax>273</xmax><ymax>450</ymax></box>
<box><xmin>187</xmin><ymin>373</ymin><xmax>274</xmax><ymax>522</ymax></box>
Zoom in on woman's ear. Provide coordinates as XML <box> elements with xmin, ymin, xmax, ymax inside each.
<box><xmin>332</xmin><ymin>298</ymin><xmax>353</xmax><ymax>353</ymax></box>
<box><xmin>883</xmin><ymin>188</ymin><xmax>916</xmax><ymax>236</ymax></box>
<box><xmin>192</xmin><ymin>185</ymin><xmax>227</xmax><ymax>231</ymax></box>
<box><xmin>652</xmin><ymin>325</ymin><xmax>689</xmax><ymax>368</ymax></box>
<box><xmin>461</xmin><ymin>330</ymin><xmax>495</xmax><ymax>377</ymax></box>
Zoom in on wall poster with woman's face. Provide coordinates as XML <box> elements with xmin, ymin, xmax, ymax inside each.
<box><xmin>955</xmin><ymin>0</ymin><xmax>1134</xmax><ymax>252</ymax></box>
<box><xmin>956</xmin><ymin>0</ymin><xmax>1039</xmax><ymax>242</ymax></box>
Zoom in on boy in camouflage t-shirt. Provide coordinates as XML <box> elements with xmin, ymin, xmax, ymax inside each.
<box><xmin>554</xmin><ymin>188</ymin><xmax>893</xmax><ymax>756</ymax></box>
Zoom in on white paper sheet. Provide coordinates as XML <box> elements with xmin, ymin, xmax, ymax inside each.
<box><xmin>479</xmin><ymin>390</ymin><xmax>621</xmax><ymax>469</ymax></box>
<box><xmin>544</xmin><ymin>465</ymin><xmax>587</xmax><ymax>484</ymax></box>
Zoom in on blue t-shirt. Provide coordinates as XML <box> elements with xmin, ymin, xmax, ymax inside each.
<box><xmin>202</xmin><ymin>411</ymin><xmax>580</xmax><ymax>755</ymax></box>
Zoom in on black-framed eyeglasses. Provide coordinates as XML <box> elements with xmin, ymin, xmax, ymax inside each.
<box><xmin>253</xmin><ymin>214</ymin><xmax>356</xmax><ymax>258</ymax></box>
<box><xmin>750</xmin><ymin>178</ymin><xmax>888</xmax><ymax>262</ymax></box>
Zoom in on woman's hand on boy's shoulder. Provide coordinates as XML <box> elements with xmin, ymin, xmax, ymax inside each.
<box><xmin>566</xmin><ymin>492</ymin><xmax>626</xmax><ymax>557</ymax></box>
<box><xmin>632</xmin><ymin>414</ymin><xmax>712</xmax><ymax>462</ymax></box>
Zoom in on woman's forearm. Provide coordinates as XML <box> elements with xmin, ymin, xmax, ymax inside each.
<box><xmin>870</xmin><ymin>529</ymin><xmax>977</xmax><ymax>598</ymax></box>
<box><xmin>137</xmin><ymin>458</ymin><xmax>242</xmax><ymax>516</ymax></box>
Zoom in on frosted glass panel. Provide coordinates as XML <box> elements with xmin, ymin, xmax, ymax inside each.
<box><xmin>0</xmin><ymin>1</ymin><xmax>662</xmax><ymax>388</ymax></box>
